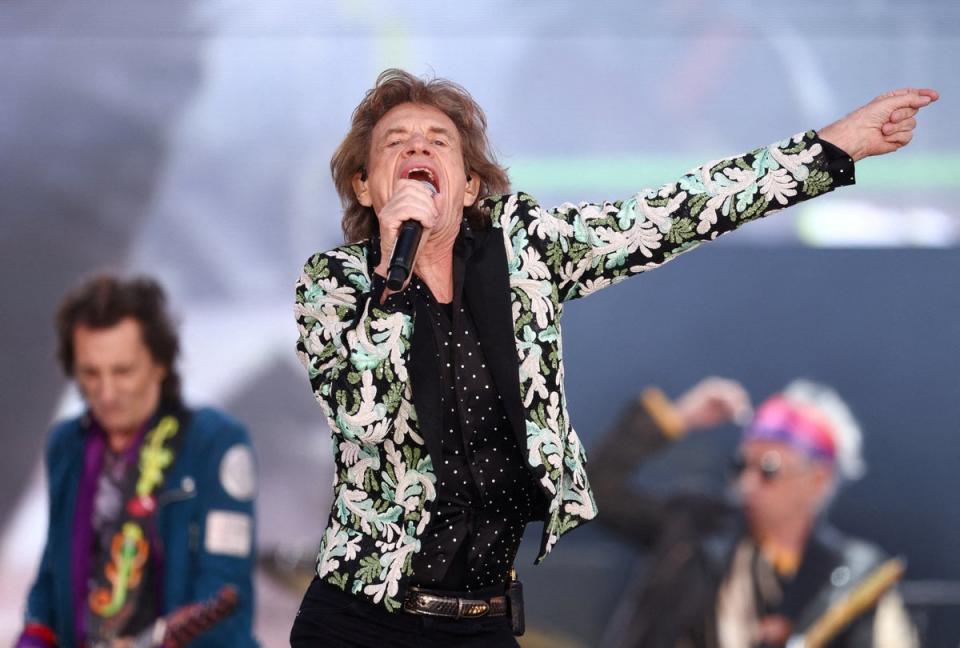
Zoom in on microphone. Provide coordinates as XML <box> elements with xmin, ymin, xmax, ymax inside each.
<box><xmin>386</xmin><ymin>180</ymin><xmax>436</xmax><ymax>291</ymax></box>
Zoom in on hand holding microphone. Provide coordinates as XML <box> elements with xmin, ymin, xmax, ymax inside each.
<box><xmin>375</xmin><ymin>177</ymin><xmax>440</xmax><ymax>296</ymax></box>
<box><xmin>387</xmin><ymin>179</ymin><xmax>437</xmax><ymax>290</ymax></box>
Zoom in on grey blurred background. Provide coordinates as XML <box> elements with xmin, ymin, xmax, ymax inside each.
<box><xmin>1</xmin><ymin>1</ymin><xmax>958</xmax><ymax>646</ymax></box>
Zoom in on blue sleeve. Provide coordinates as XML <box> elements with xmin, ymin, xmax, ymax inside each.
<box><xmin>23</xmin><ymin>427</ymin><xmax>67</xmax><ymax>635</ymax></box>
<box><xmin>187</xmin><ymin>412</ymin><xmax>259</xmax><ymax>648</ymax></box>
<box><xmin>24</xmin><ymin>532</ymin><xmax>57</xmax><ymax>634</ymax></box>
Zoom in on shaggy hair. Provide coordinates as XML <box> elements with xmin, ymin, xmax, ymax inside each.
<box><xmin>332</xmin><ymin>69</ymin><xmax>511</xmax><ymax>242</ymax></box>
<box><xmin>56</xmin><ymin>275</ymin><xmax>183</xmax><ymax>407</ymax></box>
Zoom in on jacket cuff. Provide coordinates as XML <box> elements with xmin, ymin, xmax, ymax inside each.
<box><xmin>639</xmin><ymin>387</ymin><xmax>687</xmax><ymax>440</ymax></box>
<box><xmin>813</xmin><ymin>133</ymin><xmax>856</xmax><ymax>188</ymax></box>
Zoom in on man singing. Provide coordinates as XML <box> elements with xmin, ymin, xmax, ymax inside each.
<box><xmin>292</xmin><ymin>68</ymin><xmax>936</xmax><ymax>646</ymax></box>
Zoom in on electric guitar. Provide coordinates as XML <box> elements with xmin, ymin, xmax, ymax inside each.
<box><xmin>126</xmin><ymin>585</ymin><xmax>239</xmax><ymax>648</ymax></box>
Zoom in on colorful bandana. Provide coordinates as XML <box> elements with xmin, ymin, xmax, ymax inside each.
<box><xmin>742</xmin><ymin>396</ymin><xmax>837</xmax><ymax>463</ymax></box>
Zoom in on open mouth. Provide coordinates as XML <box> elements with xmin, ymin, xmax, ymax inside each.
<box><xmin>405</xmin><ymin>167</ymin><xmax>439</xmax><ymax>193</ymax></box>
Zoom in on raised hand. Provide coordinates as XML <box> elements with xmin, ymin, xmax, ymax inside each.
<box><xmin>673</xmin><ymin>377</ymin><xmax>752</xmax><ymax>433</ymax></box>
<box><xmin>817</xmin><ymin>87</ymin><xmax>939</xmax><ymax>162</ymax></box>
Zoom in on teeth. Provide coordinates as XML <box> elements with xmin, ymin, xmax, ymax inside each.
<box><xmin>407</xmin><ymin>167</ymin><xmax>435</xmax><ymax>182</ymax></box>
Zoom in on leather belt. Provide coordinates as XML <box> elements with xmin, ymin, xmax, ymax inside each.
<box><xmin>402</xmin><ymin>586</ymin><xmax>508</xmax><ymax>619</ymax></box>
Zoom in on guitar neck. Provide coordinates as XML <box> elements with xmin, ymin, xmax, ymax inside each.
<box><xmin>130</xmin><ymin>585</ymin><xmax>239</xmax><ymax>648</ymax></box>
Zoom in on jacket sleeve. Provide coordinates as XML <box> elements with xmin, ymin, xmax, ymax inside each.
<box><xmin>588</xmin><ymin>389</ymin><xmax>687</xmax><ymax>547</ymax></box>
<box><xmin>19</xmin><ymin>429</ymin><xmax>66</xmax><ymax>646</ymax></box>
<box><xmin>188</xmin><ymin>415</ymin><xmax>258</xmax><ymax>648</ymax></box>
<box><xmin>294</xmin><ymin>247</ymin><xmax>417</xmax><ymax>452</ymax></box>
<box><xmin>498</xmin><ymin>132</ymin><xmax>854</xmax><ymax>302</ymax></box>
<box><xmin>20</xmin><ymin>548</ymin><xmax>57</xmax><ymax>646</ymax></box>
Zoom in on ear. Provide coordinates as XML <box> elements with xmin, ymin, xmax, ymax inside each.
<box><xmin>462</xmin><ymin>173</ymin><xmax>481</xmax><ymax>208</ymax></box>
<box><xmin>352</xmin><ymin>170</ymin><xmax>373</xmax><ymax>207</ymax></box>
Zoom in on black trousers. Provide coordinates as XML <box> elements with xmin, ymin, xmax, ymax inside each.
<box><xmin>290</xmin><ymin>577</ymin><xmax>520</xmax><ymax>648</ymax></box>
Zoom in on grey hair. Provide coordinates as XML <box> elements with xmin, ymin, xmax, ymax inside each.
<box><xmin>782</xmin><ymin>379</ymin><xmax>866</xmax><ymax>482</ymax></box>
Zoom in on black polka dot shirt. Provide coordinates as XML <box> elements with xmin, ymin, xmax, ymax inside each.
<box><xmin>405</xmin><ymin>240</ymin><xmax>540</xmax><ymax>592</ymax></box>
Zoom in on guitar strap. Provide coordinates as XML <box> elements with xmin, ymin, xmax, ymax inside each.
<box><xmin>85</xmin><ymin>410</ymin><xmax>189</xmax><ymax>641</ymax></box>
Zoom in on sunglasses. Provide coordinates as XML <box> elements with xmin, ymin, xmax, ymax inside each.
<box><xmin>729</xmin><ymin>450</ymin><xmax>785</xmax><ymax>483</ymax></box>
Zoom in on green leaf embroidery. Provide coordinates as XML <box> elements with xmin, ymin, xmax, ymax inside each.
<box><xmin>546</xmin><ymin>241</ymin><xmax>566</xmax><ymax>271</ymax></box>
<box><xmin>356</xmin><ymin>555</ymin><xmax>381</xmax><ymax>584</ymax></box>
<box><xmin>304</xmin><ymin>255</ymin><xmax>329</xmax><ymax>278</ymax></box>
<box><xmin>688</xmin><ymin>193</ymin><xmax>710</xmax><ymax>218</ymax></box>
<box><xmin>738</xmin><ymin>196</ymin><xmax>770</xmax><ymax>223</ymax></box>
<box><xmin>646</xmin><ymin>196</ymin><xmax>670</xmax><ymax>208</ymax></box>
<box><xmin>329</xmin><ymin>572</ymin><xmax>349</xmax><ymax>590</ymax></box>
<box><xmin>384</xmin><ymin>597</ymin><xmax>401</xmax><ymax>613</ymax></box>
<box><xmin>708</xmin><ymin>159</ymin><xmax>734</xmax><ymax>175</ymax></box>
<box><xmin>783</xmin><ymin>140</ymin><xmax>807</xmax><ymax>154</ymax></box>
<box><xmin>802</xmin><ymin>169</ymin><xmax>833</xmax><ymax>197</ymax></box>
<box><xmin>666</xmin><ymin>218</ymin><xmax>696</xmax><ymax>244</ymax></box>
<box><xmin>556</xmin><ymin>515</ymin><xmax>581</xmax><ymax>536</ymax></box>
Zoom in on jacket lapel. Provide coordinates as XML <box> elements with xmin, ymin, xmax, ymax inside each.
<box><xmin>778</xmin><ymin>526</ymin><xmax>843</xmax><ymax>623</ymax></box>
<box><xmin>407</xmin><ymin>294</ymin><xmax>445</xmax><ymax>471</ymax></box>
<box><xmin>463</xmin><ymin>226</ymin><xmax>528</xmax><ymax>454</ymax></box>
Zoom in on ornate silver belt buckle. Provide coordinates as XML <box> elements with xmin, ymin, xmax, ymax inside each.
<box><xmin>457</xmin><ymin>598</ymin><xmax>489</xmax><ymax>618</ymax></box>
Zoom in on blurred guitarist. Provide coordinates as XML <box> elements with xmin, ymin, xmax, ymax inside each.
<box><xmin>592</xmin><ymin>378</ymin><xmax>917</xmax><ymax>648</ymax></box>
<box><xmin>16</xmin><ymin>276</ymin><xmax>258</xmax><ymax>648</ymax></box>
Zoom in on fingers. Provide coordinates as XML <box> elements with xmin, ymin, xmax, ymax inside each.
<box><xmin>380</xmin><ymin>181</ymin><xmax>440</xmax><ymax>230</ymax></box>
<box><xmin>890</xmin><ymin>93</ymin><xmax>933</xmax><ymax>111</ymax></box>
<box><xmin>676</xmin><ymin>377</ymin><xmax>753</xmax><ymax>429</ymax></box>
<box><xmin>888</xmin><ymin>106</ymin><xmax>918</xmax><ymax>123</ymax></box>
<box><xmin>884</xmin><ymin>130</ymin><xmax>914</xmax><ymax>147</ymax></box>
<box><xmin>396</xmin><ymin>177</ymin><xmax>442</xmax><ymax>207</ymax></box>
<box><xmin>698</xmin><ymin>377</ymin><xmax>750</xmax><ymax>407</ymax></box>
<box><xmin>375</xmin><ymin>182</ymin><xmax>441</xmax><ymax>275</ymax></box>
<box><xmin>878</xmin><ymin>88</ymin><xmax>938</xmax><ymax>113</ymax></box>
<box><xmin>882</xmin><ymin>116</ymin><xmax>916</xmax><ymax>136</ymax></box>
<box><xmin>876</xmin><ymin>87</ymin><xmax>938</xmax><ymax>101</ymax></box>
<box><xmin>712</xmin><ymin>380</ymin><xmax>753</xmax><ymax>424</ymax></box>
<box><xmin>876</xmin><ymin>87</ymin><xmax>911</xmax><ymax>100</ymax></box>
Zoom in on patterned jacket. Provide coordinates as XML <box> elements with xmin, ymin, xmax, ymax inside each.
<box><xmin>294</xmin><ymin>131</ymin><xmax>853</xmax><ymax>611</ymax></box>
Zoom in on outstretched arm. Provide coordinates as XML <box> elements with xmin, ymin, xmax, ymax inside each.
<box><xmin>498</xmin><ymin>88</ymin><xmax>938</xmax><ymax>303</ymax></box>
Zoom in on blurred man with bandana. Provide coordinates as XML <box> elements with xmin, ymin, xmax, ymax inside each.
<box><xmin>591</xmin><ymin>378</ymin><xmax>917</xmax><ymax>648</ymax></box>
<box><xmin>16</xmin><ymin>276</ymin><xmax>258</xmax><ymax>648</ymax></box>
